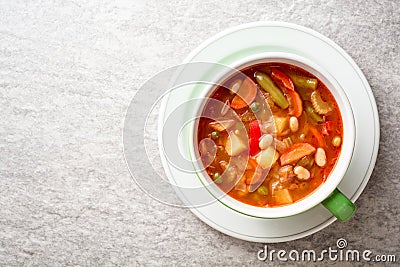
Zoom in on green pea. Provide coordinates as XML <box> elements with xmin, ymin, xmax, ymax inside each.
<box><xmin>332</xmin><ymin>136</ymin><xmax>341</xmax><ymax>147</ymax></box>
<box><xmin>250</xmin><ymin>102</ymin><xmax>260</xmax><ymax>113</ymax></box>
<box><xmin>211</xmin><ymin>131</ymin><xmax>220</xmax><ymax>139</ymax></box>
<box><xmin>257</xmin><ymin>185</ymin><xmax>269</xmax><ymax>196</ymax></box>
<box><xmin>213</xmin><ymin>172</ymin><xmax>223</xmax><ymax>184</ymax></box>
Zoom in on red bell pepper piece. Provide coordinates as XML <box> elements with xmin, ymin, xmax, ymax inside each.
<box><xmin>271</xmin><ymin>69</ymin><xmax>295</xmax><ymax>91</ymax></box>
<box><xmin>322</xmin><ymin>121</ymin><xmax>334</xmax><ymax>136</ymax></box>
<box><xmin>249</xmin><ymin>120</ymin><xmax>261</xmax><ymax>156</ymax></box>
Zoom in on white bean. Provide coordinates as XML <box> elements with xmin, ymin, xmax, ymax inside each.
<box><xmin>256</xmin><ymin>146</ymin><xmax>279</xmax><ymax>169</ymax></box>
<box><xmin>315</xmin><ymin>147</ymin><xmax>327</xmax><ymax>167</ymax></box>
<box><xmin>294</xmin><ymin>166</ymin><xmax>311</xmax><ymax>180</ymax></box>
<box><xmin>289</xmin><ymin>116</ymin><xmax>299</xmax><ymax>132</ymax></box>
<box><xmin>259</xmin><ymin>134</ymin><xmax>273</xmax><ymax>150</ymax></box>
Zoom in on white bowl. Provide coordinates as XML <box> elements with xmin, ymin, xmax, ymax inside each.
<box><xmin>189</xmin><ymin>52</ymin><xmax>356</xmax><ymax>219</ymax></box>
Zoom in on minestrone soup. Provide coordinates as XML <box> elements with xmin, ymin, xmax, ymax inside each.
<box><xmin>197</xmin><ymin>63</ymin><xmax>343</xmax><ymax>207</ymax></box>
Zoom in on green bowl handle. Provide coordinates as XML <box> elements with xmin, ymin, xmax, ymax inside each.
<box><xmin>322</xmin><ymin>188</ymin><xmax>356</xmax><ymax>222</ymax></box>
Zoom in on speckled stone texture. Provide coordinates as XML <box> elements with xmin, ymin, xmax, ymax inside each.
<box><xmin>0</xmin><ymin>0</ymin><xmax>399</xmax><ymax>266</ymax></box>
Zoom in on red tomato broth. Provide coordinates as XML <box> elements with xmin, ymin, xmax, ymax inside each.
<box><xmin>197</xmin><ymin>62</ymin><xmax>343</xmax><ymax>207</ymax></box>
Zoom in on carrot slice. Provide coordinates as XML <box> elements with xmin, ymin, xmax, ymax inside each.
<box><xmin>287</xmin><ymin>90</ymin><xmax>303</xmax><ymax>117</ymax></box>
<box><xmin>231</xmin><ymin>96</ymin><xmax>247</xmax><ymax>110</ymax></box>
<box><xmin>280</xmin><ymin>143</ymin><xmax>316</xmax><ymax>165</ymax></box>
<box><xmin>309</xmin><ymin>126</ymin><xmax>325</xmax><ymax>147</ymax></box>
<box><xmin>231</xmin><ymin>77</ymin><xmax>257</xmax><ymax>109</ymax></box>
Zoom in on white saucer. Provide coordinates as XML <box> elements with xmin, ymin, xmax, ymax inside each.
<box><xmin>158</xmin><ymin>22</ymin><xmax>379</xmax><ymax>243</ymax></box>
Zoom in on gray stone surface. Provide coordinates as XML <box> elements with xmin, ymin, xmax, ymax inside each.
<box><xmin>0</xmin><ymin>0</ymin><xmax>399</xmax><ymax>266</ymax></box>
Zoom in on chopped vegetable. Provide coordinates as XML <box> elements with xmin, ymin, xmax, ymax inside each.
<box><xmin>280</xmin><ymin>142</ymin><xmax>316</xmax><ymax>165</ymax></box>
<box><xmin>274</xmin><ymin>116</ymin><xmax>289</xmax><ymax>135</ymax></box>
<box><xmin>287</xmin><ymin>73</ymin><xmax>318</xmax><ymax>91</ymax></box>
<box><xmin>322</xmin><ymin>121</ymin><xmax>334</xmax><ymax>136</ymax></box>
<box><xmin>271</xmin><ymin>68</ymin><xmax>295</xmax><ymax>91</ymax></box>
<box><xmin>209</xmin><ymin>119</ymin><xmax>235</xmax><ymax>131</ymax></box>
<box><xmin>332</xmin><ymin>136</ymin><xmax>342</xmax><ymax>147</ymax></box>
<box><xmin>279</xmin><ymin>165</ymin><xmax>293</xmax><ymax>174</ymax></box>
<box><xmin>283</xmin><ymin>137</ymin><xmax>293</xmax><ymax>150</ymax></box>
<box><xmin>257</xmin><ymin>185</ymin><xmax>269</xmax><ymax>195</ymax></box>
<box><xmin>311</xmin><ymin>91</ymin><xmax>333</xmax><ymax>115</ymax></box>
<box><xmin>286</xmin><ymin>90</ymin><xmax>303</xmax><ymax>117</ymax></box>
<box><xmin>274</xmin><ymin>137</ymin><xmax>293</xmax><ymax>153</ymax></box>
<box><xmin>305</xmin><ymin>102</ymin><xmax>324</xmax><ymax>123</ymax></box>
<box><xmin>249</xmin><ymin>120</ymin><xmax>261</xmax><ymax>156</ymax></box>
<box><xmin>231</xmin><ymin>77</ymin><xmax>257</xmax><ymax>109</ymax></box>
<box><xmin>211</xmin><ymin>131</ymin><xmax>220</xmax><ymax>139</ymax></box>
<box><xmin>297</xmin><ymin>155</ymin><xmax>315</xmax><ymax>169</ymax></box>
<box><xmin>278</xmin><ymin>165</ymin><xmax>294</xmax><ymax>185</ymax></box>
<box><xmin>259</xmin><ymin>119</ymin><xmax>275</xmax><ymax>134</ymax></box>
<box><xmin>225</xmin><ymin>132</ymin><xmax>247</xmax><ymax>156</ymax></box>
<box><xmin>273</xmin><ymin>189</ymin><xmax>293</xmax><ymax>205</ymax></box>
<box><xmin>256</xmin><ymin>146</ymin><xmax>279</xmax><ymax>169</ymax></box>
<box><xmin>309</xmin><ymin>125</ymin><xmax>325</xmax><ymax>147</ymax></box>
<box><xmin>255</xmin><ymin>71</ymin><xmax>289</xmax><ymax>109</ymax></box>
<box><xmin>239</xmin><ymin>110</ymin><xmax>256</xmax><ymax>122</ymax></box>
<box><xmin>213</xmin><ymin>172</ymin><xmax>223</xmax><ymax>183</ymax></box>
<box><xmin>250</xmin><ymin>102</ymin><xmax>260</xmax><ymax>112</ymax></box>
<box><xmin>274</xmin><ymin>139</ymin><xmax>286</xmax><ymax>153</ymax></box>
